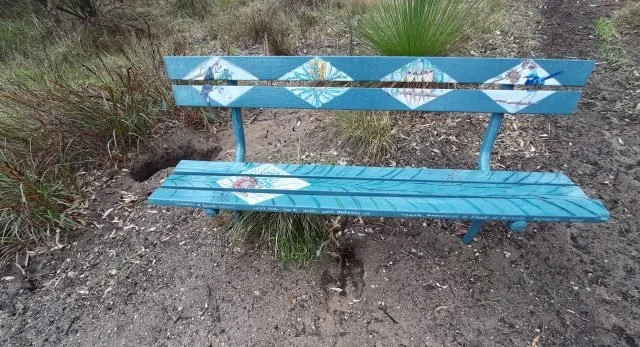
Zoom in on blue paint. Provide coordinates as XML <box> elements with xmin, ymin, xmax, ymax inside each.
<box><xmin>479</xmin><ymin>85</ymin><xmax>513</xmax><ymax>171</ymax></box>
<box><xmin>462</xmin><ymin>221</ymin><xmax>484</xmax><ymax>244</ymax></box>
<box><xmin>162</xmin><ymin>174</ymin><xmax>589</xmax><ymax>199</ymax></box>
<box><xmin>173</xmin><ymin>161</ymin><xmax>577</xmax><ymax>185</ymax></box>
<box><xmin>172</xmin><ymin>86</ymin><xmax>583</xmax><ymax>115</ymax></box>
<box><xmin>525</xmin><ymin>71</ymin><xmax>564</xmax><ymax>86</ymax></box>
<box><xmin>227</xmin><ymin>80</ymin><xmax>246</xmax><ymax>162</ymax></box>
<box><xmin>163</xmin><ymin>56</ymin><xmax>596</xmax><ymax>86</ymax></box>
<box><xmin>205</xmin><ymin>208</ymin><xmax>219</xmax><ymax>217</ymax></box>
<box><xmin>149</xmin><ymin>186</ymin><xmax>610</xmax><ymax>223</ymax></box>
<box><xmin>151</xmin><ymin>55</ymin><xmax>608</xmax><ymax>244</ymax></box>
<box><xmin>509</xmin><ymin>221</ymin><xmax>528</xmax><ymax>232</ymax></box>
<box><xmin>148</xmin><ymin>161</ymin><xmax>611</xmax><ymax>223</ymax></box>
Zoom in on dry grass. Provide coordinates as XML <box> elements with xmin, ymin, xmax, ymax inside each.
<box><xmin>215</xmin><ymin>0</ymin><xmax>298</xmax><ymax>55</ymax></box>
<box><xmin>337</xmin><ymin>111</ymin><xmax>395</xmax><ymax>163</ymax></box>
<box><xmin>231</xmin><ymin>212</ymin><xmax>334</xmax><ymax>265</ymax></box>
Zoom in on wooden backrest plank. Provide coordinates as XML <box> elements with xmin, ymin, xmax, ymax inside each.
<box><xmin>172</xmin><ymin>85</ymin><xmax>583</xmax><ymax>114</ymax></box>
<box><xmin>164</xmin><ymin>56</ymin><xmax>595</xmax><ymax>87</ymax></box>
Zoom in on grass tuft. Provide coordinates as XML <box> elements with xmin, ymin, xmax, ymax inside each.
<box><xmin>337</xmin><ymin>111</ymin><xmax>395</xmax><ymax>163</ymax></box>
<box><xmin>215</xmin><ymin>0</ymin><xmax>299</xmax><ymax>55</ymax></box>
<box><xmin>358</xmin><ymin>0</ymin><xmax>501</xmax><ymax>56</ymax></box>
<box><xmin>174</xmin><ymin>0</ymin><xmax>217</xmax><ymax>19</ymax></box>
<box><xmin>231</xmin><ymin>212</ymin><xmax>334</xmax><ymax>265</ymax></box>
<box><xmin>0</xmin><ymin>146</ymin><xmax>76</xmax><ymax>264</ymax></box>
<box><xmin>595</xmin><ymin>17</ymin><xmax>631</xmax><ymax>69</ymax></box>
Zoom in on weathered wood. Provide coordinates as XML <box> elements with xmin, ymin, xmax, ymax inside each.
<box><xmin>172</xmin><ymin>161</ymin><xmax>577</xmax><ymax>185</ymax></box>
<box><xmin>148</xmin><ymin>162</ymin><xmax>609</xmax><ymax>223</ymax></box>
<box><xmin>164</xmin><ymin>56</ymin><xmax>595</xmax><ymax>86</ymax></box>
<box><xmin>161</xmin><ymin>175</ymin><xmax>589</xmax><ymax>199</ymax></box>
<box><xmin>149</xmin><ymin>186</ymin><xmax>609</xmax><ymax>223</ymax></box>
<box><xmin>148</xmin><ymin>55</ymin><xmax>609</xmax><ymax>244</ymax></box>
<box><xmin>172</xmin><ymin>85</ymin><xmax>582</xmax><ymax>114</ymax></box>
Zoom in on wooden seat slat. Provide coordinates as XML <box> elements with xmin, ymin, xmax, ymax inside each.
<box><xmin>173</xmin><ymin>161</ymin><xmax>577</xmax><ymax>186</ymax></box>
<box><xmin>149</xmin><ymin>187</ymin><xmax>609</xmax><ymax>223</ymax></box>
<box><xmin>161</xmin><ymin>174</ymin><xmax>589</xmax><ymax>199</ymax></box>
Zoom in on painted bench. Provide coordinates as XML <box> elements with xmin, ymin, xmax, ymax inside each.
<box><xmin>149</xmin><ymin>56</ymin><xmax>610</xmax><ymax>244</ymax></box>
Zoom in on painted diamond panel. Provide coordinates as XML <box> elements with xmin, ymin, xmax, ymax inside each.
<box><xmin>217</xmin><ymin>164</ymin><xmax>310</xmax><ymax>205</ymax></box>
<box><xmin>482</xmin><ymin>90</ymin><xmax>556</xmax><ymax>113</ymax></box>
<box><xmin>194</xmin><ymin>85</ymin><xmax>253</xmax><ymax>106</ymax></box>
<box><xmin>279</xmin><ymin>57</ymin><xmax>353</xmax><ymax>81</ymax></box>
<box><xmin>383</xmin><ymin>88</ymin><xmax>452</xmax><ymax>109</ymax></box>
<box><xmin>184</xmin><ymin>57</ymin><xmax>258</xmax><ymax>81</ymax></box>
<box><xmin>286</xmin><ymin>87</ymin><xmax>350</xmax><ymax>108</ymax></box>
<box><xmin>382</xmin><ymin>58</ymin><xmax>456</xmax><ymax>83</ymax></box>
<box><xmin>485</xmin><ymin>59</ymin><xmax>562</xmax><ymax>86</ymax></box>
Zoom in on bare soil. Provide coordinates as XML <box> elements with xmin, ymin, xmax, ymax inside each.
<box><xmin>2</xmin><ymin>0</ymin><xmax>639</xmax><ymax>346</ymax></box>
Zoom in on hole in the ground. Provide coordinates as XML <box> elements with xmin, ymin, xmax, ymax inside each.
<box><xmin>128</xmin><ymin>129</ymin><xmax>223</xmax><ymax>182</ymax></box>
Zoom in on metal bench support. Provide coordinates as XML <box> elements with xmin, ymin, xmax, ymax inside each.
<box><xmin>463</xmin><ymin>84</ymin><xmax>529</xmax><ymax>242</ymax></box>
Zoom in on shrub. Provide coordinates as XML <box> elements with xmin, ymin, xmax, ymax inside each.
<box><xmin>231</xmin><ymin>212</ymin><xmax>333</xmax><ymax>264</ymax></box>
<box><xmin>358</xmin><ymin>0</ymin><xmax>499</xmax><ymax>56</ymax></box>
<box><xmin>337</xmin><ymin>111</ymin><xmax>395</xmax><ymax>163</ymax></box>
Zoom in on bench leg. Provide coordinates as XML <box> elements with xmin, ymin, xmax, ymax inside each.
<box><xmin>462</xmin><ymin>220</ymin><xmax>484</xmax><ymax>244</ymax></box>
<box><xmin>205</xmin><ymin>209</ymin><xmax>219</xmax><ymax>217</ymax></box>
<box><xmin>509</xmin><ymin>221</ymin><xmax>528</xmax><ymax>233</ymax></box>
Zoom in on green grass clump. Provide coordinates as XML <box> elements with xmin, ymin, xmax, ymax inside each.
<box><xmin>595</xmin><ymin>17</ymin><xmax>631</xmax><ymax>69</ymax></box>
<box><xmin>174</xmin><ymin>0</ymin><xmax>217</xmax><ymax>19</ymax></box>
<box><xmin>231</xmin><ymin>212</ymin><xmax>333</xmax><ymax>264</ymax></box>
<box><xmin>358</xmin><ymin>0</ymin><xmax>500</xmax><ymax>56</ymax></box>
<box><xmin>1</xmin><ymin>48</ymin><xmax>171</xmax><ymax>159</ymax></box>
<box><xmin>337</xmin><ymin>111</ymin><xmax>395</xmax><ymax>163</ymax></box>
<box><xmin>0</xmin><ymin>147</ymin><xmax>76</xmax><ymax>263</ymax></box>
<box><xmin>218</xmin><ymin>0</ymin><xmax>297</xmax><ymax>55</ymax></box>
<box><xmin>631</xmin><ymin>3</ymin><xmax>640</xmax><ymax>27</ymax></box>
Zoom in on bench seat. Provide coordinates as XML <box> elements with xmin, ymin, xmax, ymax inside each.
<box><xmin>149</xmin><ymin>161</ymin><xmax>609</xmax><ymax>223</ymax></box>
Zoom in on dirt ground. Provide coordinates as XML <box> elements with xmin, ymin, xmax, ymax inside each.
<box><xmin>2</xmin><ymin>0</ymin><xmax>640</xmax><ymax>346</ymax></box>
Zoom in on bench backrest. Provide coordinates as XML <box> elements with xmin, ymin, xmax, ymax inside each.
<box><xmin>165</xmin><ymin>56</ymin><xmax>594</xmax><ymax>115</ymax></box>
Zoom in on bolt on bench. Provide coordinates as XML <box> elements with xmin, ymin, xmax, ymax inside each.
<box><xmin>149</xmin><ymin>56</ymin><xmax>610</xmax><ymax>244</ymax></box>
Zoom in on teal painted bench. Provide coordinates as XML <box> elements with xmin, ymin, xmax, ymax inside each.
<box><xmin>149</xmin><ymin>56</ymin><xmax>610</xmax><ymax>244</ymax></box>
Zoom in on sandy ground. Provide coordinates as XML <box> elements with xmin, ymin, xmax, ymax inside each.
<box><xmin>1</xmin><ymin>0</ymin><xmax>639</xmax><ymax>346</ymax></box>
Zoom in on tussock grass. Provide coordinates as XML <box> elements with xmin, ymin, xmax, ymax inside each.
<box><xmin>631</xmin><ymin>3</ymin><xmax>640</xmax><ymax>27</ymax></box>
<box><xmin>337</xmin><ymin>111</ymin><xmax>395</xmax><ymax>163</ymax></box>
<box><xmin>174</xmin><ymin>0</ymin><xmax>217</xmax><ymax>19</ymax></box>
<box><xmin>1</xmin><ymin>44</ymin><xmax>171</xmax><ymax>160</ymax></box>
<box><xmin>0</xmin><ymin>146</ymin><xmax>76</xmax><ymax>264</ymax></box>
<box><xmin>231</xmin><ymin>212</ymin><xmax>333</xmax><ymax>265</ymax></box>
<box><xmin>358</xmin><ymin>0</ymin><xmax>501</xmax><ymax>56</ymax></box>
<box><xmin>216</xmin><ymin>0</ymin><xmax>297</xmax><ymax>55</ymax></box>
<box><xmin>0</xmin><ymin>2</ymin><xmax>179</xmax><ymax>252</ymax></box>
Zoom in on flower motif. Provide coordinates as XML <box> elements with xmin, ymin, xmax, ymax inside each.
<box><xmin>506</xmin><ymin>69</ymin><xmax>522</xmax><ymax>84</ymax></box>
<box><xmin>232</xmin><ymin>177</ymin><xmax>258</xmax><ymax>189</ymax></box>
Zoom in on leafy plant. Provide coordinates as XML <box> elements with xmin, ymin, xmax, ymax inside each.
<box><xmin>231</xmin><ymin>212</ymin><xmax>333</xmax><ymax>264</ymax></box>
<box><xmin>358</xmin><ymin>0</ymin><xmax>499</xmax><ymax>56</ymax></box>
<box><xmin>337</xmin><ymin>111</ymin><xmax>395</xmax><ymax>163</ymax></box>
